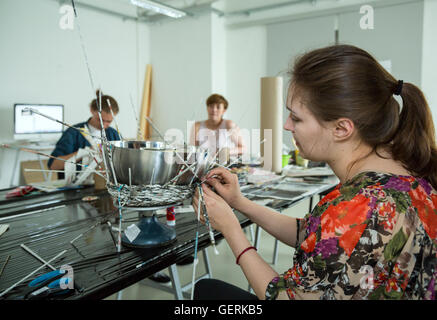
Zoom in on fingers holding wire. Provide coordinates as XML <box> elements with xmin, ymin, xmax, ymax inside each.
<box><xmin>191</xmin><ymin>187</ymin><xmax>206</xmax><ymax>224</ymax></box>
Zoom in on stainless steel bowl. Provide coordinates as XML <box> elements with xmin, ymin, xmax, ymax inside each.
<box><xmin>104</xmin><ymin>140</ymin><xmax>211</xmax><ymax>186</ymax></box>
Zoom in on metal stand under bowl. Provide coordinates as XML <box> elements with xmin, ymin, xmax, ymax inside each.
<box><xmin>121</xmin><ymin>205</ymin><xmax>177</xmax><ymax>249</ymax></box>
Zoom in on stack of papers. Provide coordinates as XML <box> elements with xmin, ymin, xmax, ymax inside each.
<box><xmin>30</xmin><ymin>179</ymin><xmax>79</xmax><ymax>192</ymax></box>
<box><xmin>282</xmin><ymin>165</ymin><xmax>334</xmax><ymax>177</ymax></box>
<box><xmin>246</xmin><ymin>167</ymin><xmax>283</xmax><ymax>185</ymax></box>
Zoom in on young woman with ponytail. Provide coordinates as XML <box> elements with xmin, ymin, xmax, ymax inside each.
<box><xmin>192</xmin><ymin>45</ymin><xmax>436</xmax><ymax>300</ymax></box>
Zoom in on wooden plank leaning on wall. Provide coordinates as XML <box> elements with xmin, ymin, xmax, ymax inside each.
<box><xmin>139</xmin><ymin>64</ymin><xmax>152</xmax><ymax>140</ymax></box>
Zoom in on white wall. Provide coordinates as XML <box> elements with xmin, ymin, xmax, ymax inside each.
<box><xmin>149</xmin><ymin>13</ymin><xmax>266</xmax><ymax>154</ymax></box>
<box><xmin>211</xmin><ymin>13</ymin><xmax>227</xmax><ymax>96</ymax></box>
<box><xmin>339</xmin><ymin>1</ymin><xmax>423</xmax><ymax>86</ymax></box>
<box><xmin>149</xmin><ymin>14</ymin><xmax>212</xmax><ymax>141</ymax></box>
<box><xmin>266</xmin><ymin>15</ymin><xmax>337</xmax><ymax>150</ymax></box>
<box><xmin>422</xmin><ymin>0</ymin><xmax>437</xmax><ymax>123</ymax></box>
<box><xmin>263</xmin><ymin>0</ymin><xmax>429</xmax><ymax>151</ymax></box>
<box><xmin>0</xmin><ymin>0</ymin><xmax>150</xmax><ymax>187</ymax></box>
<box><xmin>225</xmin><ymin>25</ymin><xmax>267</xmax><ymax>135</ymax></box>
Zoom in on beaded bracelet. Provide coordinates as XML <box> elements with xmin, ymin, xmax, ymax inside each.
<box><xmin>236</xmin><ymin>246</ymin><xmax>257</xmax><ymax>265</ymax></box>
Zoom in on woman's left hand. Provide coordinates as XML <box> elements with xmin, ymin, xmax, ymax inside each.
<box><xmin>192</xmin><ymin>184</ymin><xmax>241</xmax><ymax>234</ymax></box>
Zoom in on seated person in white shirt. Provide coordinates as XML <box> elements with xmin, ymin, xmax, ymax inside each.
<box><xmin>190</xmin><ymin>94</ymin><xmax>246</xmax><ymax>162</ymax></box>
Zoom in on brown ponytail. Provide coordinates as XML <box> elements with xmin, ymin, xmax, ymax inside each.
<box><xmin>290</xmin><ymin>44</ymin><xmax>437</xmax><ymax>189</ymax></box>
<box><xmin>90</xmin><ymin>90</ymin><xmax>119</xmax><ymax>114</ymax></box>
<box><xmin>391</xmin><ymin>82</ymin><xmax>437</xmax><ymax>188</ymax></box>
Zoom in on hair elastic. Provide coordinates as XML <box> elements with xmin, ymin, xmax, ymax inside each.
<box><xmin>394</xmin><ymin>80</ymin><xmax>403</xmax><ymax>96</ymax></box>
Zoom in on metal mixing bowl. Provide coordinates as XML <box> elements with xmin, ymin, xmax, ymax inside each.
<box><xmin>104</xmin><ymin>140</ymin><xmax>210</xmax><ymax>186</ymax></box>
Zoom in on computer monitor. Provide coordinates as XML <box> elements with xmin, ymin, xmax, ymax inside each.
<box><xmin>14</xmin><ymin>103</ymin><xmax>64</xmax><ymax>142</ymax></box>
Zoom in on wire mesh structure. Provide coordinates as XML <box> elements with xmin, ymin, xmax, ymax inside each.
<box><xmin>107</xmin><ymin>183</ymin><xmax>194</xmax><ymax>208</ymax></box>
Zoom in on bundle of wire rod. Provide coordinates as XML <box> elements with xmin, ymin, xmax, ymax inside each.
<box><xmin>106</xmin><ymin>183</ymin><xmax>194</xmax><ymax>208</ymax></box>
<box><xmin>0</xmin><ymin>197</ymin><xmax>216</xmax><ymax>299</ymax></box>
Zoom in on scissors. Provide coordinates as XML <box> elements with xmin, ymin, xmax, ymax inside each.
<box><xmin>10</xmin><ymin>269</ymin><xmax>73</xmax><ymax>300</ymax></box>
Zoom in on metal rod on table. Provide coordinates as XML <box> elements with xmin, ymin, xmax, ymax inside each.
<box><xmin>70</xmin><ymin>221</ymin><xmax>101</xmax><ymax>245</ymax></box>
<box><xmin>129</xmin><ymin>94</ymin><xmax>142</xmax><ymax>138</ymax></box>
<box><xmin>128</xmin><ymin>168</ymin><xmax>132</xmax><ymax>188</ymax></box>
<box><xmin>107</xmin><ymin>98</ymin><xmax>123</xmax><ymax>141</ymax></box>
<box><xmin>24</xmin><ymin>168</ymin><xmax>106</xmax><ymax>179</ymax></box>
<box><xmin>0</xmin><ymin>255</ymin><xmax>11</xmax><ymax>278</ymax></box>
<box><xmin>0</xmin><ymin>250</ymin><xmax>67</xmax><ymax>298</ymax></box>
<box><xmin>199</xmin><ymin>187</ymin><xmax>219</xmax><ymax>255</ymax></box>
<box><xmin>191</xmin><ymin>185</ymin><xmax>203</xmax><ymax>300</ymax></box>
<box><xmin>1</xmin><ymin>144</ymin><xmax>88</xmax><ymax>169</ymax></box>
<box><xmin>145</xmin><ymin>116</ymin><xmax>199</xmax><ymax>180</ymax></box>
<box><xmin>150</xmin><ymin>168</ymin><xmax>155</xmax><ymax>186</ymax></box>
<box><xmin>162</xmin><ymin>162</ymin><xmax>197</xmax><ymax>188</ymax></box>
<box><xmin>96</xmin><ymin>90</ymin><xmax>118</xmax><ymax>186</ymax></box>
<box><xmin>22</xmin><ymin>107</ymin><xmax>105</xmax><ymax>144</ymax></box>
<box><xmin>20</xmin><ymin>244</ymin><xmax>56</xmax><ymax>271</ymax></box>
<box><xmin>106</xmin><ymin>221</ymin><xmax>118</xmax><ymax>249</ymax></box>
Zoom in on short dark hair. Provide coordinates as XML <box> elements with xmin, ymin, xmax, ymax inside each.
<box><xmin>90</xmin><ymin>90</ymin><xmax>119</xmax><ymax>114</ymax></box>
<box><xmin>206</xmin><ymin>94</ymin><xmax>228</xmax><ymax>110</ymax></box>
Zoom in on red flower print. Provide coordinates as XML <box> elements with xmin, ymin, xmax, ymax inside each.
<box><xmin>386</xmin><ymin>278</ymin><xmax>400</xmax><ymax>292</ymax></box>
<box><xmin>301</xmin><ymin>232</ymin><xmax>317</xmax><ymax>253</ymax></box>
<box><xmin>367</xmin><ymin>182</ymin><xmax>382</xmax><ymax>190</ymax></box>
<box><xmin>284</xmin><ymin>264</ymin><xmax>303</xmax><ymax>286</ymax></box>
<box><xmin>321</xmin><ymin>194</ymin><xmax>370</xmax><ymax>240</ymax></box>
<box><xmin>286</xmin><ymin>288</ymin><xmax>296</xmax><ymax>299</ymax></box>
<box><xmin>392</xmin><ymin>263</ymin><xmax>403</xmax><ymax>277</ymax></box>
<box><xmin>339</xmin><ymin>223</ymin><xmax>367</xmax><ymax>256</ymax></box>
<box><xmin>400</xmin><ymin>277</ymin><xmax>409</xmax><ymax>291</ymax></box>
<box><xmin>318</xmin><ymin>187</ymin><xmax>341</xmax><ymax>206</ymax></box>
<box><xmin>409</xmin><ymin>189</ymin><xmax>437</xmax><ymax>239</ymax></box>
<box><xmin>378</xmin><ymin>202</ymin><xmax>397</xmax><ymax>232</ymax></box>
<box><xmin>375</xmin><ymin>273</ymin><xmax>387</xmax><ymax>286</ymax></box>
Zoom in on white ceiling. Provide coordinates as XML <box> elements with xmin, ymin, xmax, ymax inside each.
<box><xmin>72</xmin><ymin>0</ymin><xmax>311</xmax><ymax>20</ymax></box>
<box><xmin>70</xmin><ymin>0</ymin><xmax>409</xmax><ymax>26</ymax></box>
<box><xmin>157</xmin><ymin>0</ymin><xmax>302</xmax><ymax>13</ymax></box>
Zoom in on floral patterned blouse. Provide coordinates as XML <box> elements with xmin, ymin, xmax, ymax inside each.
<box><xmin>266</xmin><ymin>171</ymin><xmax>437</xmax><ymax>300</ymax></box>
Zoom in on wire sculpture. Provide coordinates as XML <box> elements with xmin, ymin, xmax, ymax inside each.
<box><xmin>0</xmin><ymin>0</ymin><xmax>252</xmax><ymax>300</ymax></box>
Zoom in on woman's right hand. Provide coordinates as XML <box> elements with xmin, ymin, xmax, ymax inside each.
<box><xmin>202</xmin><ymin>167</ymin><xmax>245</xmax><ymax>210</ymax></box>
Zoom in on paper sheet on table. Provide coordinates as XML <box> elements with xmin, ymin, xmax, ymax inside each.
<box><xmin>30</xmin><ymin>179</ymin><xmax>69</xmax><ymax>192</ymax></box>
<box><xmin>282</xmin><ymin>165</ymin><xmax>335</xmax><ymax>177</ymax></box>
<box><xmin>241</xmin><ymin>177</ymin><xmax>336</xmax><ymax>202</ymax></box>
<box><xmin>247</xmin><ymin>167</ymin><xmax>283</xmax><ymax>185</ymax></box>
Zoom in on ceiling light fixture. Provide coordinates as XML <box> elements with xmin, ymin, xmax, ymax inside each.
<box><xmin>130</xmin><ymin>0</ymin><xmax>187</xmax><ymax>18</ymax></box>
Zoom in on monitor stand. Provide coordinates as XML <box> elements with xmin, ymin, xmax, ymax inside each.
<box><xmin>121</xmin><ymin>205</ymin><xmax>177</xmax><ymax>248</ymax></box>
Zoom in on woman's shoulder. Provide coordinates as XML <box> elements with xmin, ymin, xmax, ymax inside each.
<box><xmin>317</xmin><ymin>172</ymin><xmax>437</xmax><ymax>229</ymax></box>
<box><xmin>224</xmin><ymin>119</ymin><xmax>238</xmax><ymax>129</ymax></box>
<box><xmin>349</xmin><ymin>171</ymin><xmax>436</xmax><ymax>197</ymax></box>
<box><xmin>315</xmin><ymin>172</ymin><xmax>424</xmax><ymax>212</ymax></box>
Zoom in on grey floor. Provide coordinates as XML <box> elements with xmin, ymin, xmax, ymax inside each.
<box><xmin>105</xmin><ymin>198</ymin><xmax>312</xmax><ymax>300</ymax></box>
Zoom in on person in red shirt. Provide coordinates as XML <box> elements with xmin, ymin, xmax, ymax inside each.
<box><xmin>192</xmin><ymin>44</ymin><xmax>437</xmax><ymax>300</ymax></box>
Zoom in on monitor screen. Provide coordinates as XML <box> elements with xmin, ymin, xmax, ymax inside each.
<box><xmin>14</xmin><ymin>104</ymin><xmax>64</xmax><ymax>135</ymax></box>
